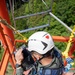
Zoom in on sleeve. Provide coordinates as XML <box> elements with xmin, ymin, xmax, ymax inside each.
<box><xmin>16</xmin><ymin>67</ymin><xmax>24</xmax><ymax>75</ymax></box>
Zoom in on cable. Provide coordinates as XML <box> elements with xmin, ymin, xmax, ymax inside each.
<box><xmin>0</xmin><ymin>17</ymin><xmax>28</xmax><ymax>42</ymax></box>
<box><xmin>42</xmin><ymin>0</ymin><xmax>49</xmax><ymax>9</ymax></box>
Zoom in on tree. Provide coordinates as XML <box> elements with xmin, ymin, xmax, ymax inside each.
<box><xmin>54</xmin><ymin>0</ymin><xmax>75</xmax><ymax>26</ymax></box>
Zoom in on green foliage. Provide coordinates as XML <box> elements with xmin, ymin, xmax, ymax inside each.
<box><xmin>0</xmin><ymin>46</ymin><xmax>4</xmax><ymax>61</ymax></box>
<box><xmin>13</xmin><ymin>0</ymin><xmax>51</xmax><ymax>31</ymax></box>
<box><xmin>54</xmin><ymin>0</ymin><xmax>75</xmax><ymax>26</ymax></box>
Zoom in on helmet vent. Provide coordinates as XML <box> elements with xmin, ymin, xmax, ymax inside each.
<box><xmin>29</xmin><ymin>39</ymin><xmax>36</xmax><ymax>41</ymax></box>
<box><xmin>41</xmin><ymin>41</ymin><xmax>48</xmax><ymax>50</ymax></box>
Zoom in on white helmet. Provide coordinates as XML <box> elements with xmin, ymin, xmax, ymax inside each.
<box><xmin>28</xmin><ymin>31</ymin><xmax>54</xmax><ymax>54</ymax></box>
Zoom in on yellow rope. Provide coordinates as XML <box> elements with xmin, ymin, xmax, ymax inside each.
<box><xmin>62</xmin><ymin>25</ymin><xmax>75</xmax><ymax>66</ymax></box>
<box><xmin>0</xmin><ymin>17</ymin><xmax>28</xmax><ymax>42</ymax></box>
<box><xmin>62</xmin><ymin>25</ymin><xmax>75</xmax><ymax>58</ymax></box>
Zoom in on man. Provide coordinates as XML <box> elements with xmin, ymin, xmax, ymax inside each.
<box><xmin>15</xmin><ymin>31</ymin><xmax>75</xmax><ymax>75</ymax></box>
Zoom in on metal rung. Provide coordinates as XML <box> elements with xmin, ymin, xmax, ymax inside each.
<box><xmin>18</xmin><ymin>24</ymin><xmax>49</xmax><ymax>33</ymax></box>
<box><xmin>15</xmin><ymin>10</ymin><xmax>51</xmax><ymax>20</ymax></box>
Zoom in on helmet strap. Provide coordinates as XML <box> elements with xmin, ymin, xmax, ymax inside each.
<box><xmin>37</xmin><ymin>48</ymin><xmax>54</xmax><ymax>62</ymax></box>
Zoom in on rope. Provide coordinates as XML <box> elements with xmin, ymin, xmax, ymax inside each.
<box><xmin>62</xmin><ymin>25</ymin><xmax>75</xmax><ymax>58</ymax></box>
<box><xmin>0</xmin><ymin>17</ymin><xmax>28</xmax><ymax>42</ymax></box>
<box><xmin>62</xmin><ymin>25</ymin><xmax>75</xmax><ymax>72</ymax></box>
<box><xmin>42</xmin><ymin>0</ymin><xmax>49</xmax><ymax>9</ymax></box>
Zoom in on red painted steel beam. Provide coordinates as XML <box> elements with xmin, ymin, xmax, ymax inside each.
<box><xmin>0</xmin><ymin>24</ymin><xmax>15</xmax><ymax>75</ymax></box>
<box><xmin>0</xmin><ymin>0</ymin><xmax>15</xmax><ymax>75</ymax></box>
<box><xmin>52</xmin><ymin>36</ymin><xmax>75</xmax><ymax>42</ymax></box>
<box><xmin>68</xmin><ymin>42</ymin><xmax>75</xmax><ymax>56</ymax></box>
<box><xmin>15</xmin><ymin>40</ymin><xmax>26</xmax><ymax>43</ymax></box>
<box><xmin>15</xmin><ymin>36</ymin><xmax>75</xmax><ymax>43</ymax></box>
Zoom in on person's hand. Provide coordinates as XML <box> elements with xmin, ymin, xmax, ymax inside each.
<box><xmin>63</xmin><ymin>72</ymin><xmax>75</xmax><ymax>75</ymax></box>
<box><xmin>15</xmin><ymin>49</ymin><xmax>24</xmax><ymax>65</ymax></box>
<box><xmin>23</xmin><ymin>68</ymin><xmax>32</xmax><ymax>75</ymax></box>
